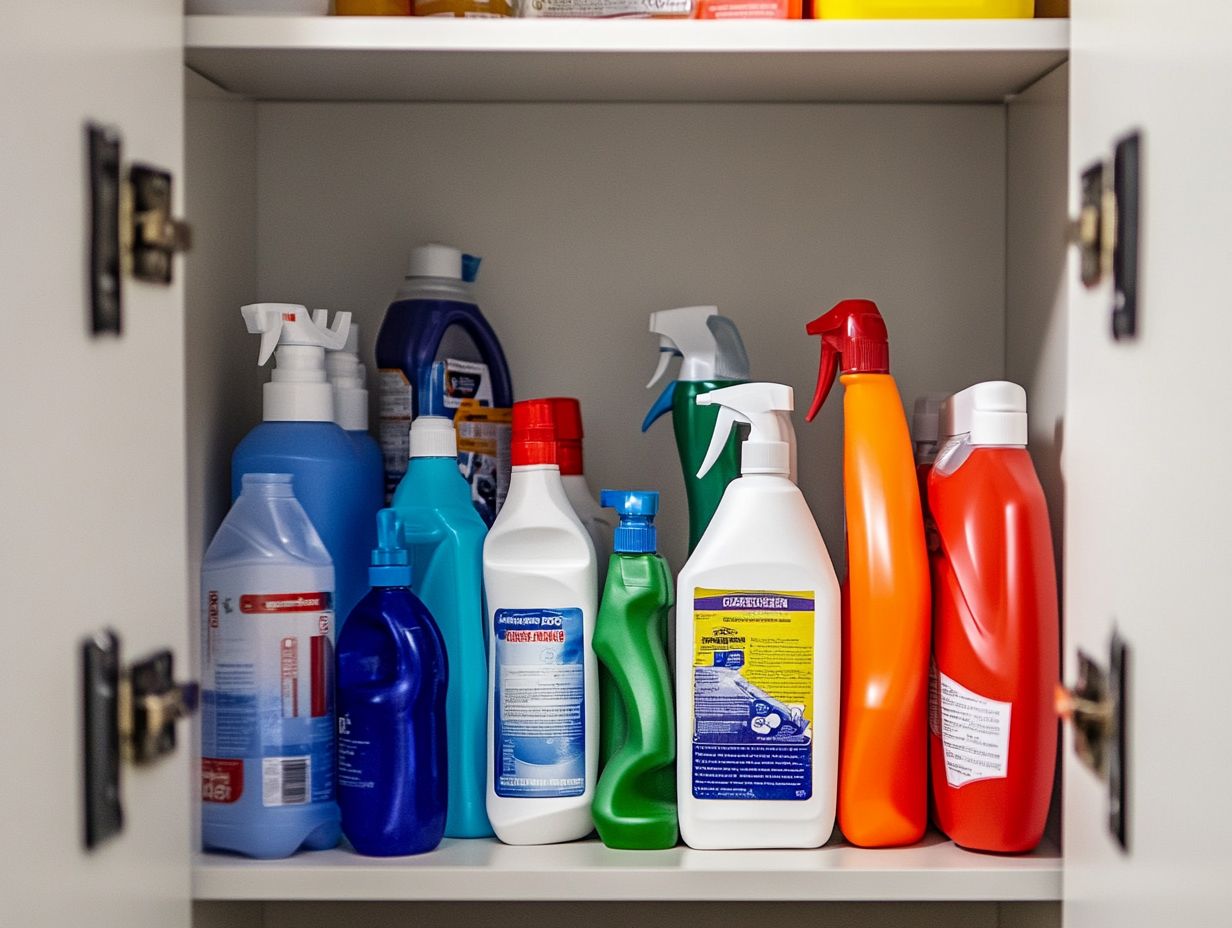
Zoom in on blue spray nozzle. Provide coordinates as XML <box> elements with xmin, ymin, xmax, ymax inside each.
<box><xmin>370</xmin><ymin>508</ymin><xmax>412</xmax><ymax>586</ymax></box>
<box><xmin>461</xmin><ymin>253</ymin><xmax>481</xmax><ymax>283</ymax></box>
<box><xmin>642</xmin><ymin>380</ymin><xmax>677</xmax><ymax>432</ymax></box>
<box><xmin>600</xmin><ymin>489</ymin><xmax>659</xmax><ymax>554</ymax></box>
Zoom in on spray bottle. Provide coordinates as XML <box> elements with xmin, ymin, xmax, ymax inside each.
<box><xmin>326</xmin><ymin>322</ymin><xmax>385</xmax><ymax>533</ymax></box>
<box><xmin>233</xmin><ymin>304</ymin><xmax>377</xmax><ymax>626</ymax></box>
<box><xmin>592</xmin><ymin>490</ymin><xmax>676</xmax><ymax>850</ymax></box>
<box><xmin>642</xmin><ymin>306</ymin><xmax>750</xmax><ymax>552</ymax></box>
<box><xmin>675</xmin><ymin>383</ymin><xmax>840</xmax><ymax>850</ymax></box>
<box><xmin>805</xmin><ymin>299</ymin><xmax>930</xmax><ymax>848</ymax></box>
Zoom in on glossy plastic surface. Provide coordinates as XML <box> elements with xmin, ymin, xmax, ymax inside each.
<box><xmin>232</xmin><ymin>420</ymin><xmax>377</xmax><ymax>625</ymax></box>
<box><xmin>337</xmin><ymin>586</ymin><xmax>449</xmax><ymax>856</ymax></box>
<box><xmin>392</xmin><ymin>456</ymin><xmax>492</xmax><ymax>838</ymax></box>
<box><xmin>927</xmin><ymin>446</ymin><xmax>1058</xmax><ymax>853</ymax></box>
<box><xmin>838</xmin><ymin>373</ymin><xmax>931</xmax><ymax>847</ymax></box>
<box><xmin>592</xmin><ymin>553</ymin><xmax>676</xmax><ymax>849</ymax></box>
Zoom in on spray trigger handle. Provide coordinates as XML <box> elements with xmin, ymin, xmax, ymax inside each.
<box><xmin>696</xmin><ymin>382</ymin><xmax>794</xmax><ymax>479</ymax></box>
<box><xmin>804</xmin><ymin>299</ymin><xmax>890</xmax><ymax>422</ymax></box>
<box><xmin>642</xmin><ymin>379</ymin><xmax>677</xmax><ymax>432</ymax></box>
<box><xmin>241</xmin><ymin>303</ymin><xmax>353</xmax><ymax>367</ymax></box>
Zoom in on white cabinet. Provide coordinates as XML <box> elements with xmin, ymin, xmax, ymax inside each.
<box><xmin>7</xmin><ymin>6</ymin><xmax>1231</xmax><ymax>928</ymax></box>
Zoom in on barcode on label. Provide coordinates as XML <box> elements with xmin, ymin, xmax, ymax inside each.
<box><xmin>262</xmin><ymin>756</ymin><xmax>310</xmax><ymax>806</ymax></box>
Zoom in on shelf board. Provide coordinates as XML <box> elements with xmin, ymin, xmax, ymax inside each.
<box><xmin>184</xmin><ymin>17</ymin><xmax>1068</xmax><ymax>103</ymax></box>
<box><xmin>194</xmin><ymin>834</ymin><xmax>1061</xmax><ymax>902</ymax></box>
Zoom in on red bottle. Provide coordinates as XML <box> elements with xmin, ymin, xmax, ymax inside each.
<box><xmin>927</xmin><ymin>381</ymin><xmax>1059</xmax><ymax>853</ymax></box>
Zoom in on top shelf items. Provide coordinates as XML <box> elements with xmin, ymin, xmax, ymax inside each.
<box><xmin>184</xmin><ymin>16</ymin><xmax>1069</xmax><ymax>103</ymax></box>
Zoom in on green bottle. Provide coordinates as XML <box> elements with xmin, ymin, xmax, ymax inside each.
<box><xmin>642</xmin><ymin>306</ymin><xmax>750</xmax><ymax>553</ymax></box>
<box><xmin>592</xmin><ymin>490</ymin><xmax>677</xmax><ymax>850</ymax></box>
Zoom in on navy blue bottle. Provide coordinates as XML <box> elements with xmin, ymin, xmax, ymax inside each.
<box><xmin>375</xmin><ymin>244</ymin><xmax>514</xmax><ymax>521</ymax></box>
<box><xmin>337</xmin><ymin>509</ymin><xmax>449</xmax><ymax>856</ymax></box>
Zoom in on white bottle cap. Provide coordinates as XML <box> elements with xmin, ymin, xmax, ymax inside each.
<box><xmin>407</xmin><ymin>243</ymin><xmax>464</xmax><ymax>279</ymax></box>
<box><xmin>242</xmin><ymin>304</ymin><xmax>351</xmax><ymax>424</ymax></box>
<box><xmin>326</xmin><ymin>323</ymin><xmax>368</xmax><ymax>431</ymax></box>
<box><xmin>943</xmin><ymin>381</ymin><xmax>1028</xmax><ymax>447</ymax></box>
<box><xmin>410</xmin><ymin>415</ymin><xmax>458</xmax><ymax>458</ymax></box>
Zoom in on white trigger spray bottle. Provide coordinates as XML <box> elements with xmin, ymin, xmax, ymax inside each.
<box><xmin>675</xmin><ymin>383</ymin><xmax>840</xmax><ymax>849</ymax></box>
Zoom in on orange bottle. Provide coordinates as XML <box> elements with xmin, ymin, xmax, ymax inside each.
<box><xmin>805</xmin><ymin>299</ymin><xmax>930</xmax><ymax>848</ymax></box>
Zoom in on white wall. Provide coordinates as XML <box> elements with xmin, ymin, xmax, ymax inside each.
<box><xmin>253</xmin><ymin>101</ymin><xmax>1006</xmax><ymax>574</ymax></box>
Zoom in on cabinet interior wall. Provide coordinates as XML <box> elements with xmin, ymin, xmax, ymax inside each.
<box><xmin>184</xmin><ymin>61</ymin><xmax>1069</xmax><ymax>928</ymax></box>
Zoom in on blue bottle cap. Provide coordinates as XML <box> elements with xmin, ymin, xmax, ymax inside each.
<box><xmin>600</xmin><ymin>489</ymin><xmax>659</xmax><ymax>555</ymax></box>
<box><xmin>370</xmin><ymin>508</ymin><xmax>412</xmax><ymax>587</ymax></box>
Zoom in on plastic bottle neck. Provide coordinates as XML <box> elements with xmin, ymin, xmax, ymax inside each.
<box><xmin>264</xmin><ymin>345</ymin><xmax>334</xmax><ymax>422</ymax></box>
<box><xmin>505</xmin><ymin>464</ymin><xmax>569</xmax><ymax>510</ymax></box>
<box><xmin>396</xmin><ymin>275</ymin><xmax>473</xmax><ymax>303</ymax></box>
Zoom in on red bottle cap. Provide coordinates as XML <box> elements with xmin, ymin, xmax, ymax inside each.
<box><xmin>804</xmin><ymin>299</ymin><xmax>890</xmax><ymax>422</ymax></box>
<box><xmin>511</xmin><ymin>398</ymin><xmax>559</xmax><ymax>467</ymax></box>
<box><xmin>544</xmin><ymin>397</ymin><xmax>584</xmax><ymax>476</ymax></box>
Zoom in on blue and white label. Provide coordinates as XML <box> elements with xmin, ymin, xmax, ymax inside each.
<box><xmin>493</xmin><ymin>607</ymin><xmax>585</xmax><ymax>798</ymax></box>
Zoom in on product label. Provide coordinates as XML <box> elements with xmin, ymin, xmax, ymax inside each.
<box><xmin>691</xmin><ymin>589</ymin><xmax>814</xmax><ymax>801</ymax></box>
<box><xmin>378</xmin><ymin>368</ymin><xmax>414</xmax><ymax>501</ymax></box>
<box><xmin>936</xmin><ymin>670</ymin><xmax>1011</xmax><ymax>788</ymax></box>
<box><xmin>521</xmin><ymin>0</ymin><xmax>690</xmax><ymax>14</ymax></box>
<box><xmin>201</xmin><ymin>587</ymin><xmax>335</xmax><ymax>806</ymax></box>
<box><xmin>695</xmin><ymin>0</ymin><xmax>791</xmax><ymax>17</ymax></box>
<box><xmin>493</xmin><ymin>608</ymin><xmax>586</xmax><ymax>798</ymax></box>
<box><xmin>455</xmin><ymin>399</ymin><xmax>512</xmax><ymax>525</ymax></box>
<box><xmin>336</xmin><ymin>711</ymin><xmax>376</xmax><ymax>792</ymax></box>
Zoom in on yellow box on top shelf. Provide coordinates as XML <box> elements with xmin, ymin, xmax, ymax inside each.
<box><xmin>814</xmin><ymin>0</ymin><xmax>1033</xmax><ymax>17</ymax></box>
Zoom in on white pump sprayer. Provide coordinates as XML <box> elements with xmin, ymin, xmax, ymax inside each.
<box><xmin>326</xmin><ymin>322</ymin><xmax>369</xmax><ymax>432</ymax></box>
<box><xmin>696</xmin><ymin>382</ymin><xmax>795</xmax><ymax>479</ymax></box>
<box><xmin>241</xmin><ymin>303</ymin><xmax>352</xmax><ymax>423</ymax></box>
<box><xmin>646</xmin><ymin>305</ymin><xmax>751</xmax><ymax>390</ymax></box>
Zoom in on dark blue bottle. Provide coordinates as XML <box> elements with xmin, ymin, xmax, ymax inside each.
<box><xmin>337</xmin><ymin>509</ymin><xmax>449</xmax><ymax>856</ymax></box>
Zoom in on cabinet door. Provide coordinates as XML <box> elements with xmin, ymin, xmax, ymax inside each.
<box><xmin>0</xmin><ymin>3</ymin><xmax>190</xmax><ymax>927</ymax></box>
<box><xmin>1066</xmin><ymin>1</ymin><xmax>1232</xmax><ymax>925</ymax></box>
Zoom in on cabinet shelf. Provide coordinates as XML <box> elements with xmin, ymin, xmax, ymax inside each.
<box><xmin>194</xmin><ymin>835</ymin><xmax>1061</xmax><ymax>902</ymax></box>
<box><xmin>184</xmin><ymin>16</ymin><xmax>1068</xmax><ymax>103</ymax></box>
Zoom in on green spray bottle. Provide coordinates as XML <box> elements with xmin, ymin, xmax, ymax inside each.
<box><xmin>592</xmin><ymin>490</ymin><xmax>677</xmax><ymax>850</ymax></box>
<box><xmin>642</xmin><ymin>306</ymin><xmax>750</xmax><ymax>553</ymax></box>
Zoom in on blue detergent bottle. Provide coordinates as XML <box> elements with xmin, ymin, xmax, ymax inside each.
<box><xmin>233</xmin><ymin>304</ymin><xmax>378</xmax><ymax>626</ymax></box>
<box><xmin>391</xmin><ymin>416</ymin><xmax>492</xmax><ymax>838</ymax></box>
<box><xmin>326</xmin><ymin>321</ymin><xmax>385</xmax><ymax>539</ymax></box>
<box><xmin>201</xmin><ymin>473</ymin><xmax>341</xmax><ymax>859</ymax></box>
<box><xmin>337</xmin><ymin>509</ymin><xmax>449</xmax><ymax>857</ymax></box>
<box><xmin>375</xmin><ymin>243</ymin><xmax>513</xmax><ymax>522</ymax></box>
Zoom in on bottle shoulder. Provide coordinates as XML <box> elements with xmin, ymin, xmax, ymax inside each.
<box><xmin>236</xmin><ymin>421</ymin><xmax>357</xmax><ymax>458</ymax></box>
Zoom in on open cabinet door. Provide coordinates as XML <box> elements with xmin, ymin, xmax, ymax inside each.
<box><xmin>0</xmin><ymin>3</ymin><xmax>191</xmax><ymax>927</ymax></box>
<box><xmin>1065</xmin><ymin>1</ymin><xmax>1232</xmax><ymax>925</ymax></box>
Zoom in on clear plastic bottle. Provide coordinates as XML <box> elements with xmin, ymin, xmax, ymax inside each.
<box><xmin>201</xmin><ymin>473</ymin><xmax>341</xmax><ymax>859</ymax></box>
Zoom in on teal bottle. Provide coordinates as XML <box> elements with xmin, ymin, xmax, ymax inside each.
<box><xmin>592</xmin><ymin>490</ymin><xmax>677</xmax><ymax>850</ymax></box>
<box><xmin>391</xmin><ymin>416</ymin><xmax>493</xmax><ymax>838</ymax></box>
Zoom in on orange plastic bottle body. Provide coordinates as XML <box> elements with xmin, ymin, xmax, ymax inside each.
<box><xmin>335</xmin><ymin>0</ymin><xmax>411</xmax><ymax>13</ymax></box>
<box><xmin>927</xmin><ymin>447</ymin><xmax>1058</xmax><ymax>853</ymax></box>
<box><xmin>838</xmin><ymin>373</ymin><xmax>931</xmax><ymax>847</ymax></box>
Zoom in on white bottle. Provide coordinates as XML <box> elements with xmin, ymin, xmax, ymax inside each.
<box><xmin>547</xmin><ymin>397</ymin><xmax>617</xmax><ymax>586</ymax></box>
<box><xmin>675</xmin><ymin>383</ymin><xmax>841</xmax><ymax>850</ymax></box>
<box><xmin>484</xmin><ymin>399</ymin><xmax>599</xmax><ymax>845</ymax></box>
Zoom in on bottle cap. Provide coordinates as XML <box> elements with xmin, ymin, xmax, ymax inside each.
<box><xmin>369</xmin><ymin>508</ymin><xmax>411</xmax><ymax>587</ymax></box>
<box><xmin>943</xmin><ymin>381</ymin><xmax>1029</xmax><ymax>447</ymax></box>
<box><xmin>697</xmin><ymin>382</ymin><xmax>795</xmax><ymax>479</ymax></box>
<box><xmin>912</xmin><ymin>392</ymin><xmax>950</xmax><ymax>445</ymax></box>
<box><xmin>409</xmin><ymin>415</ymin><xmax>458</xmax><ymax>458</ymax></box>
<box><xmin>241</xmin><ymin>303</ymin><xmax>352</xmax><ymax>423</ymax></box>
<box><xmin>545</xmin><ymin>397</ymin><xmax>584</xmax><ymax>476</ymax></box>
<box><xmin>804</xmin><ymin>299</ymin><xmax>891</xmax><ymax>421</ymax></box>
<box><xmin>326</xmin><ymin>323</ymin><xmax>368</xmax><ymax>431</ymax></box>
<box><xmin>600</xmin><ymin>489</ymin><xmax>659</xmax><ymax>554</ymax></box>
<box><xmin>406</xmin><ymin>243</ymin><xmax>481</xmax><ymax>283</ymax></box>
<box><xmin>643</xmin><ymin>306</ymin><xmax>750</xmax><ymax>432</ymax></box>
<box><xmin>511</xmin><ymin>399</ymin><xmax>558</xmax><ymax>468</ymax></box>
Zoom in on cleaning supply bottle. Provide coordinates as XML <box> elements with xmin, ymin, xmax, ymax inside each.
<box><xmin>375</xmin><ymin>243</ymin><xmax>513</xmax><ymax>522</ymax></box>
<box><xmin>201</xmin><ymin>473</ymin><xmax>340</xmax><ymax>859</ymax></box>
<box><xmin>337</xmin><ymin>509</ymin><xmax>449</xmax><ymax>857</ymax></box>
<box><xmin>484</xmin><ymin>398</ymin><xmax>599</xmax><ymax>845</ymax></box>
<box><xmin>591</xmin><ymin>490</ymin><xmax>676</xmax><ymax>850</ymax></box>
<box><xmin>327</xmin><ymin>322</ymin><xmax>385</xmax><ymax>547</ymax></box>
<box><xmin>233</xmin><ymin>303</ymin><xmax>376</xmax><ymax>627</ymax></box>
<box><xmin>912</xmin><ymin>392</ymin><xmax>950</xmax><ymax>561</ymax></box>
<box><xmin>391</xmin><ymin>416</ymin><xmax>492</xmax><ymax>838</ymax></box>
<box><xmin>927</xmin><ymin>381</ymin><xmax>1059</xmax><ymax>853</ymax></box>
<box><xmin>548</xmin><ymin>397</ymin><xmax>617</xmax><ymax>586</ymax></box>
<box><xmin>675</xmin><ymin>383</ymin><xmax>840</xmax><ymax>850</ymax></box>
<box><xmin>642</xmin><ymin>306</ymin><xmax>750</xmax><ymax>553</ymax></box>
<box><xmin>805</xmin><ymin>299</ymin><xmax>930</xmax><ymax>848</ymax></box>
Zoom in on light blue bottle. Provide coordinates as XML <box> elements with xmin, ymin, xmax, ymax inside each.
<box><xmin>201</xmin><ymin>473</ymin><xmax>341</xmax><ymax>859</ymax></box>
<box><xmin>391</xmin><ymin>415</ymin><xmax>493</xmax><ymax>838</ymax></box>
<box><xmin>232</xmin><ymin>304</ymin><xmax>378</xmax><ymax>627</ymax></box>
